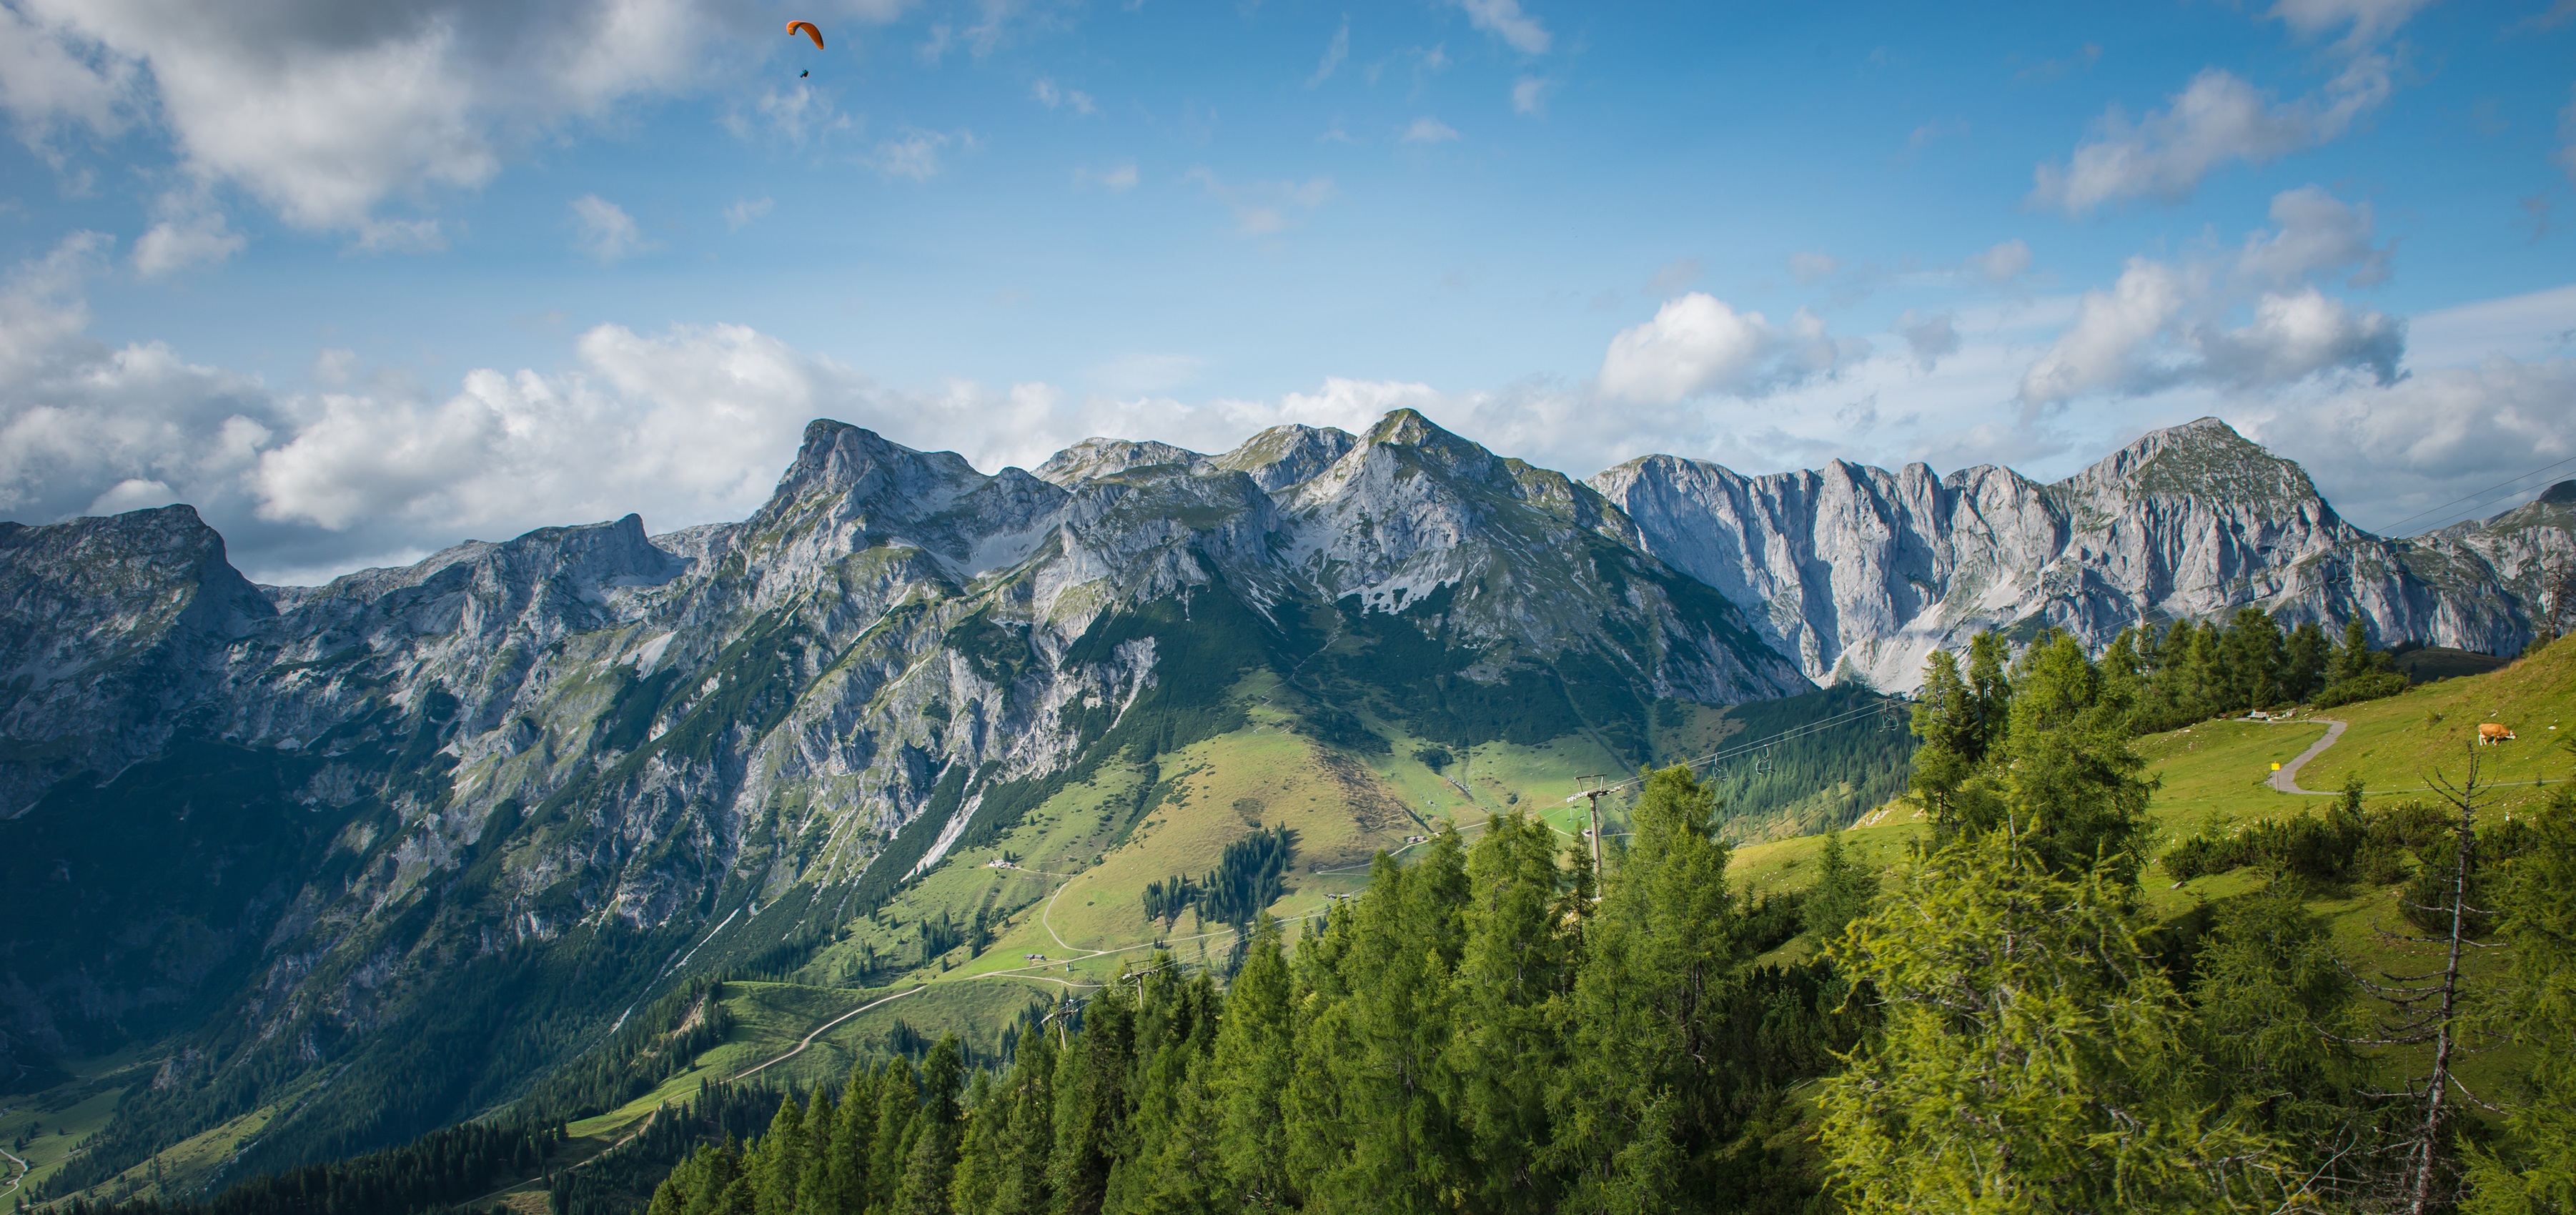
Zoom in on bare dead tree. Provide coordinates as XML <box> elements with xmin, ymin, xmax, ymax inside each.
<box><xmin>2345</xmin><ymin>745</ymin><xmax>2505</xmax><ymax>1214</ymax></box>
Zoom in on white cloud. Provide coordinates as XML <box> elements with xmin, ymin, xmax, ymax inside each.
<box><xmin>2236</xmin><ymin>184</ymin><xmax>2387</xmax><ymax>288</ymax></box>
<box><xmin>1896</xmin><ymin>310</ymin><xmax>1960</xmax><ymax>370</ymax></box>
<box><xmin>1031</xmin><ymin>77</ymin><xmax>1096</xmax><ymax>115</ymax></box>
<box><xmin>1964</xmin><ymin>238</ymin><xmax>2033</xmax><ymax>282</ymax></box>
<box><xmin>1597</xmin><ymin>293</ymin><xmax>1859</xmax><ymax>404</ymax></box>
<box><xmin>1788</xmin><ymin>251</ymin><xmax>1840</xmax><ymax>284</ymax></box>
<box><xmin>131</xmin><ymin>192</ymin><xmax>244</xmax><ymax>277</ymax></box>
<box><xmin>570</xmin><ymin>194</ymin><xmax>650</xmax><ymax>264</ymax></box>
<box><xmin>1402</xmin><ymin>116</ymin><xmax>1460</xmax><ymax>144</ymax></box>
<box><xmin>1</xmin><ymin>0</ymin><xmax>720</xmax><ymax>234</ymax></box>
<box><xmin>2021</xmin><ymin>258</ymin><xmax>2191</xmax><ymax>405</ymax></box>
<box><xmin>2030</xmin><ymin>59</ymin><xmax>2389</xmax><ymax>214</ymax></box>
<box><xmin>1307</xmin><ymin>18</ymin><xmax>1349</xmax><ymax>87</ymax></box>
<box><xmin>723</xmin><ymin>196</ymin><xmax>773</xmax><ymax>229</ymax></box>
<box><xmin>2267</xmin><ymin>0</ymin><xmax>2438</xmax><ymax>48</ymax></box>
<box><xmin>1447</xmin><ymin>0</ymin><xmax>1551</xmax><ymax>54</ymax></box>
<box><xmin>872</xmin><ymin>129</ymin><xmax>972</xmax><ymax>182</ymax></box>
<box><xmin>0</xmin><ymin>1</ymin><xmax>137</xmax><ymax>155</ymax></box>
<box><xmin>1510</xmin><ymin>76</ymin><xmax>1551</xmax><ymax>116</ymax></box>
<box><xmin>1187</xmin><ymin>170</ymin><xmax>1334</xmax><ymax>236</ymax></box>
<box><xmin>731</xmin><ymin>84</ymin><xmax>857</xmax><ymax>149</ymax></box>
<box><xmin>2240</xmin><ymin>356</ymin><xmax>2576</xmax><ymax>534</ymax></box>
<box><xmin>2018</xmin><ymin>243</ymin><xmax>2401</xmax><ymax>408</ymax></box>
<box><xmin>1074</xmin><ymin>159</ymin><xmax>1139</xmax><ymax>192</ymax></box>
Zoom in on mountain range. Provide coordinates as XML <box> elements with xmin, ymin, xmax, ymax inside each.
<box><xmin>1</xmin><ymin>409</ymin><xmax>2567</xmax><ymax>1197</ymax></box>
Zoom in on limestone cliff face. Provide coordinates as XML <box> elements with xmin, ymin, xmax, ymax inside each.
<box><xmin>0</xmin><ymin>410</ymin><xmax>1803</xmax><ymax>1123</ymax></box>
<box><xmin>0</xmin><ymin>505</ymin><xmax>274</xmax><ymax>815</ymax></box>
<box><xmin>1590</xmin><ymin>417</ymin><xmax>2562</xmax><ymax>690</ymax></box>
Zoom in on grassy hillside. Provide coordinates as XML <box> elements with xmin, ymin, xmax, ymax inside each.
<box><xmin>1733</xmin><ymin>635</ymin><xmax>2576</xmax><ymax>1122</ymax></box>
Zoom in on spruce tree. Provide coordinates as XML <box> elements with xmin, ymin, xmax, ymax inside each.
<box><xmin>1816</xmin><ymin>830</ymin><xmax>2304</xmax><ymax>1211</ymax></box>
<box><xmin>1444</xmin><ymin>813</ymin><xmax>1580</xmax><ymax>1214</ymax></box>
<box><xmin>751</xmin><ymin>1095</ymin><xmax>806</xmax><ymax>1215</ymax></box>
<box><xmin>1907</xmin><ymin>650</ymin><xmax>1977</xmax><ymax>829</ymax></box>
<box><xmin>1284</xmin><ymin>834</ymin><xmax>1470</xmax><ymax>1214</ymax></box>
<box><xmin>1209</xmin><ymin>918</ymin><xmax>1299</xmax><ymax>1210</ymax></box>
<box><xmin>1552</xmin><ymin>765</ymin><xmax>1754</xmax><ymax>1214</ymax></box>
<box><xmin>1996</xmin><ymin>632</ymin><xmax>2154</xmax><ymax>882</ymax></box>
<box><xmin>2464</xmin><ymin>784</ymin><xmax>2576</xmax><ymax>1213</ymax></box>
<box><xmin>893</xmin><ymin>1037</ymin><xmax>963</xmax><ymax>1215</ymax></box>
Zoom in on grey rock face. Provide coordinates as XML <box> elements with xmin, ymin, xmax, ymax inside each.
<box><xmin>1591</xmin><ymin>417</ymin><xmax>2567</xmax><ymax>690</ymax></box>
<box><xmin>0</xmin><ymin>505</ymin><xmax>273</xmax><ymax>815</ymax></box>
<box><xmin>0</xmin><ymin>409</ymin><xmax>1804</xmax><ymax>1135</ymax></box>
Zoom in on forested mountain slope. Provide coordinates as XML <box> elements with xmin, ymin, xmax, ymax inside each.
<box><xmin>1</xmin><ymin>409</ymin><xmax>1829</xmax><ymax>1201</ymax></box>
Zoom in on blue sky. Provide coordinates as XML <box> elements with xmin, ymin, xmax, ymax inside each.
<box><xmin>2</xmin><ymin>0</ymin><xmax>2572</xmax><ymax>580</ymax></box>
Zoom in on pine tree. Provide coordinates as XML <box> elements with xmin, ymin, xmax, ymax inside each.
<box><xmin>1816</xmin><ymin>830</ymin><xmax>2304</xmax><ymax>1212</ymax></box>
<box><xmin>1996</xmin><ymin>632</ymin><xmax>2154</xmax><ymax>882</ymax></box>
<box><xmin>1209</xmin><ymin>918</ymin><xmax>1299</xmax><ymax>1211</ymax></box>
<box><xmin>867</xmin><ymin>1059</ymin><xmax>919</xmax><ymax>1214</ymax></box>
<box><xmin>1907</xmin><ymin>650</ymin><xmax>1978</xmax><ymax>829</ymax></box>
<box><xmin>1801</xmin><ymin>830</ymin><xmax>1877</xmax><ymax>945</ymax></box>
<box><xmin>1443</xmin><ymin>813</ymin><xmax>1580</xmax><ymax>1214</ymax></box>
<box><xmin>1284</xmin><ymin>833</ymin><xmax>1470</xmax><ymax>1214</ymax></box>
<box><xmin>2191</xmin><ymin>881</ymin><xmax>2376</xmax><ymax>1192</ymax></box>
<box><xmin>751</xmin><ymin>1095</ymin><xmax>806</xmax><ymax>1215</ymax></box>
<box><xmin>1964</xmin><ymin>631</ymin><xmax>2013</xmax><ymax>755</ymax></box>
<box><xmin>2282</xmin><ymin>620</ymin><xmax>2329</xmax><ymax>703</ymax></box>
<box><xmin>893</xmin><ymin>1037</ymin><xmax>963</xmax><ymax>1215</ymax></box>
<box><xmin>1552</xmin><ymin>765</ymin><xmax>1755</xmax><ymax>1214</ymax></box>
<box><xmin>2464</xmin><ymin>783</ymin><xmax>2576</xmax><ymax>1213</ymax></box>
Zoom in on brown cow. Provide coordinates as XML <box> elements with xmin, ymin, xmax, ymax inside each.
<box><xmin>2479</xmin><ymin>723</ymin><xmax>2516</xmax><ymax>745</ymax></box>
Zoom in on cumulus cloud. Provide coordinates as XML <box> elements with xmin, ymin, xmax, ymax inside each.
<box><xmin>1449</xmin><ymin>0</ymin><xmax>1551</xmax><ymax>54</ymax></box>
<box><xmin>1402</xmin><ymin>116</ymin><xmax>1460</xmax><ymax>144</ymax></box>
<box><xmin>570</xmin><ymin>194</ymin><xmax>650</xmax><ymax>264</ymax></box>
<box><xmin>2020</xmin><ymin>259</ymin><xmax>2399</xmax><ymax>407</ymax></box>
<box><xmin>1597</xmin><ymin>294</ymin><xmax>1861</xmax><ymax>404</ymax></box>
<box><xmin>1187</xmin><ymin>169</ymin><xmax>1333</xmax><ymax>235</ymax></box>
<box><xmin>0</xmin><ymin>1</ymin><xmax>137</xmax><ymax>154</ymax></box>
<box><xmin>132</xmin><ymin>191</ymin><xmax>244</xmax><ymax>277</ymax></box>
<box><xmin>1</xmin><ymin>0</ymin><xmax>720</xmax><ymax>236</ymax></box>
<box><xmin>2240</xmin><ymin>356</ymin><xmax>2576</xmax><ymax>533</ymax></box>
<box><xmin>2030</xmin><ymin>59</ymin><xmax>2389</xmax><ymax>214</ymax></box>
<box><xmin>2236</xmin><ymin>185</ymin><xmax>2388</xmax><ymax>288</ymax></box>
<box><xmin>723</xmin><ymin>195</ymin><xmax>772</xmax><ymax>229</ymax></box>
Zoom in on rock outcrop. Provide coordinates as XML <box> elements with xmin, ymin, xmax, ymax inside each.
<box><xmin>1591</xmin><ymin>417</ymin><xmax>2565</xmax><ymax>690</ymax></box>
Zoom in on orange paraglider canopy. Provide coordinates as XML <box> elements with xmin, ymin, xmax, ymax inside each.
<box><xmin>786</xmin><ymin>20</ymin><xmax>824</xmax><ymax>49</ymax></box>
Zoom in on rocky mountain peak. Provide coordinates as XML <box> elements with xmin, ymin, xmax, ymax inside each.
<box><xmin>1208</xmin><ymin>424</ymin><xmax>1357</xmax><ymax>492</ymax></box>
<box><xmin>1033</xmin><ymin>438</ymin><xmax>1207</xmax><ymax>486</ymax></box>
<box><xmin>2064</xmin><ymin>416</ymin><xmax>2324</xmax><ymax>510</ymax></box>
<box><xmin>2540</xmin><ymin>480</ymin><xmax>2576</xmax><ymax>507</ymax></box>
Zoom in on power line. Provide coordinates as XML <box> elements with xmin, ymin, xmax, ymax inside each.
<box><xmin>2373</xmin><ymin>452</ymin><xmax>2576</xmax><ymax>537</ymax></box>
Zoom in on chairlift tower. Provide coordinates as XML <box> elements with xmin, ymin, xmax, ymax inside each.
<box><xmin>1569</xmin><ymin>774</ymin><xmax>1608</xmax><ymax>881</ymax></box>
